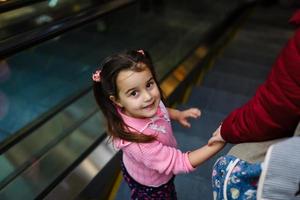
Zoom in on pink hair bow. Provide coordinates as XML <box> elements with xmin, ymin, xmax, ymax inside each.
<box><xmin>137</xmin><ymin>49</ymin><xmax>145</xmax><ymax>55</ymax></box>
<box><xmin>92</xmin><ymin>70</ymin><xmax>101</xmax><ymax>82</ymax></box>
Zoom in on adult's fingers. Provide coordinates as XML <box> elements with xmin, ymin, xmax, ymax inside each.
<box><xmin>208</xmin><ymin>137</ymin><xmax>217</xmax><ymax>146</ymax></box>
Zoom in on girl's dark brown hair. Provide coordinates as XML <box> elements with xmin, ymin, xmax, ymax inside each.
<box><xmin>93</xmin><ymin>49</ymin><xmax>165</xmax><ymax>143</ymax></box>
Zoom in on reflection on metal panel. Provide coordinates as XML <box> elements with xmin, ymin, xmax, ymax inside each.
<box><xmin>0</xmin><ymin>91</ymin><xmax>98</xmax><ymax>190</ymax></box>
<box><xmin>0</xmin><ymin>111</ymin><xmax>107</xmax><ymax>199</ymax></box>
<box><xmin>44</xmin><ymin>137</ymin><xmax>118</xmax><ymax>200</ymax></box>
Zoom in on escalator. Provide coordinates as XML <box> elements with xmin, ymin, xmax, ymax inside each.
<box><xmin>175</xmin><ymin>5</ymin><xmax>294</xmax><ymax>199</ymax></box>
<box><xmin>114</xmin><ymin>3</ymin><xmax>295</xmax><ymax>199</ymax></box>
<box><xmin>0</xmin><ymin>0</ymin><xmax>267</xmax><ymax>199</ymax></box>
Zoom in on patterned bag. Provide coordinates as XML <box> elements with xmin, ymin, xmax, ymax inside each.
<box><xmin>212</xmin><ymin>155</ymin><xmax>262</xmax><ymax>200</ymax></box>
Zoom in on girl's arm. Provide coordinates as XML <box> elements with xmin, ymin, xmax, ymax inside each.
<box><xmin>123</xmin><ymin>136</ymin><xmax>225</xmax><ymax>175</ymax></box>
<box><xmin>167</xmin><ymin>107</ymin><xmax>201</xmax><ymax>128</ymax></box>
<box><xmin>188</xmin><ymin>142</ymin><xmax>225</xmax><ymax>168</ymax></box>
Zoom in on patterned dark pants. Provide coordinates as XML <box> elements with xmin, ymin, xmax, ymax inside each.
<box><xmin>120</xmin><ymin>161</ymin><xmax>177</xmax><ymax>200</ymax></box>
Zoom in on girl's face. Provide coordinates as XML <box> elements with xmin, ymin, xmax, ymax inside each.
<box><xmin>111</xmin><ymin>67</ymin><xmax>161</xmax><ymax>119</ymax></box>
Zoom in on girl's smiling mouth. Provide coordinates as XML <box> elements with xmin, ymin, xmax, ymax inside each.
<box><xmin>144</xmin><ymin>101</ymin><xmax>156</xmax><ymax>110</ymax></box>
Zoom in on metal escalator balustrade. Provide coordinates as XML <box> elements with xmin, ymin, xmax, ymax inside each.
<box><xmin>0</xmin><ymin>91</ymin><xmax>106</xmax><ymax>199</ymax></box>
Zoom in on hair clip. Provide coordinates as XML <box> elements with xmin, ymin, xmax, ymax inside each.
<box><xmin>137</xmin><ymin>49</ymin><xmax>145</xmax><ymax>56</ymax></box>
<box><xmin>92</xmin><ymin>70</ymin><xmax>101</xmax><ymax>82</ymax></box>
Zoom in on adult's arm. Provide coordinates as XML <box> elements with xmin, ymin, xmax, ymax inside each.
<box><xmin>220</xmin><ymin>10</ymin><xmax>300</xmax><ymax>143</ymax></box>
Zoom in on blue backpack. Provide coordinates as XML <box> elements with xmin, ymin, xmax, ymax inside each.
<box><xmin>212</xmin><ymin>155</ymin><xmax>262</xmax><ymax>200</ymax></box>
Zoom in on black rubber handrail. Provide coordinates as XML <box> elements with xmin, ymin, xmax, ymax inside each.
<box><xmin>0</xmin><ymin>0</ymin><xmax>45</xmax><ymax>13</ymax></box>
<box><xmin>0</xmin><ymin>0</ymin><xmax>135</xmax><ymax>60</ymax></box>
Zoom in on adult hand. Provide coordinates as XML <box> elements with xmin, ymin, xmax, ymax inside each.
<box><xmin>208</xmin><ymin>125</ymin><xmax>225</xmax><ymax>146</ymax></box>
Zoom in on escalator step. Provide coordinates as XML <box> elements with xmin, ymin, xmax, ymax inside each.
<box><xmin>172</xmin><ymin>109</ymin><xmax>233</xmax><ymax>200</ymax></box>
<box><xmin>229</xmin><ymin>32</ymin><xmax>288</xmax><ymax>54</ymax></box>
<box><xmin>236</xmin><ymin>24</ymin><xmax>292</xmax><ymax>43</ymax></box>
<box><xmin>172</xmin><ymin>108</ymin><xmax>225</xmax><ymax>141</ymax></box>
<box><xmin>186</xmin><ymin>86</ymin><xmax>249</xmax><ymax>115</ymax></box>
<box><xmin>174</xmin><ymin>174</ymin><xmax>213</xmax><ymax>200</ymax></box>
<box><xmin>201</xmin><ymin>70</ymin><xmax>262</xmax><ymax>97</ymax></box>
<box><xmin>221</xmin><ymin>45</ymin><xmax>278</xmax><ymax>67</ymax></box>
<box><xmin>211</xmin><ymin>57</ymin><xmax>270</xmax><ymax>81</ymax></box>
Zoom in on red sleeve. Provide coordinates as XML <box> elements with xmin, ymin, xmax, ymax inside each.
<box><xmin>221</xmin><ymin>13</ymin><xmax>300</xmax><ymax>143</ymax></box>
<box><xmin>289</xmin><ymin>9</ymin><xmax>300</xmax><ymax>25</ymax></box>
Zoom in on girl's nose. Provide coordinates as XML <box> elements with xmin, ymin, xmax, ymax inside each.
<box><xmin>143</xmin><ymin>91</ymin><xmax>152</xmax><ymax>102</ymax></box>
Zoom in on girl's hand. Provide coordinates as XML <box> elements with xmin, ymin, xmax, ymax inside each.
<box><xmin>177</xmin><ymin>108</ymin><xmax>201</xmax><ymax>128</ymax></box>
<box><xmin>208</xmin><ymin>125</ymin><xmax>225</xmax><ymax>146</ymax></box>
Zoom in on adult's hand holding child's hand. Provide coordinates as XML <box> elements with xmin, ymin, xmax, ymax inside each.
<box><xmin>208</xmin><ymin>125</ymin><xmax>225</xmax><ymax>146</ymax></box>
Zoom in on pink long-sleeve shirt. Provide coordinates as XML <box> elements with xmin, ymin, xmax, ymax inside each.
<box><xmin>114</xmin><ymin>101</ymin><xmax>195</xmax><ymax>187</ymax></box>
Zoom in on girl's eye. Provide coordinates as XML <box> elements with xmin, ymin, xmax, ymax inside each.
<box><xmin>146</xmin><ymin>81</ymin><xmax>154</xmax><ymax>89</ymax></box>
<box><xmin>130</xmin><ymin>91</ymin><xmax>138</xmax><ymax>97</ymax></box>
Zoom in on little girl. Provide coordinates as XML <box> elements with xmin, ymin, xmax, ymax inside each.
<box><xmin>92</xmin><ymin>49</ymin><xmax>225</xmax><ymax>199</ymax></box>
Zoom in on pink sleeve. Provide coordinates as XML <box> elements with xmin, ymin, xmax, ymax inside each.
<box><xmin>124</xmin><ymin>140</ymin><xmax>195</xmax><ymax>175</ymax></box>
